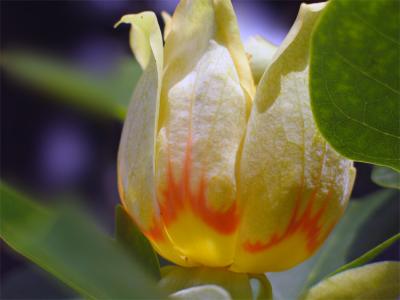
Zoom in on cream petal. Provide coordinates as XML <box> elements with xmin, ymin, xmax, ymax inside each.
<box><xmin>232</xmin><ymin>2</ymin><xmax>356</xmax><ymax>273</ymax></box>
<box><xmin>244</xmin><ymin>35</ymin><xmax>277</xmax><ymax>84</ymax></box>
<box><xmin>155</xmin><ymin>40</ymin><xmax>246</xmax><ymax>267</ymax></box>
<box><xmin>115</xmin><ymin>12</ymin><xmax>163</xmax><ymax>72</ymax></box>
<box><xmin>152</xmin><ymin>0</ymin><xmax>253</xmax><ymax>268</ymax></box>
<box><xmin>116</xmin><ymin>12</ymin><xmax>193</xmax><ymax>266</ymax></box>
<box><xmin>213</xmin><ymin>0</ymin><xmax>255</xmax><ymax>104</ymax></box>
<box><xmin>159</xmin><ymin>0</ymin><xmax>254</xmax><ymax>128</ymax></box>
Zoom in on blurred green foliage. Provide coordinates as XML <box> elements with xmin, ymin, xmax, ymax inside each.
<box><xmin>328</xmin><ymin>233</ymin><xmax>400</xmax><ymax>277</ymax></box>
<box><xmin>371</xmin><ymin>166</ymin><xmax>400</xmax><ymax>190</ymax></box>
<box><xmin>1</xmin><ymin>50</ymin><xmax>140</xmax><ymax>120</ymax></box>
<box><xmin>0</xmin><ymin>182</ymin><xmax>164</xmax><ymax>299</ymax></box>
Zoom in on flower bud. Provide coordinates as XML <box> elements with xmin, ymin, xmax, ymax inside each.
<box><xmin>117</xmin><ymin>0</ymin><xmax>355</xmax><ymax>273</ymax></box>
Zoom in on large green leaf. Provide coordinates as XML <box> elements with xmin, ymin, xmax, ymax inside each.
<box><xmin>268</xmin><ymin>189</ymin><xmax>399</xmax><ymax>300</ymax></box>
<box><xmin>329</xmin><ymin>232</ymin><xmax>400</xmax><ymax>276</ymax></box>
<box><xmin>303</xmin><ymin>261</ymin><xmax>400</xmax><ymax>300</ymax></box>
<box><xmin>115</xmin><ymin>204</ymin><xmax>160</xmax><ymax>280</ymax></box>
<box><xmin>371</xmin><ymin>166</ymin><xmax>400</xmax><ymax>189</ymax></box>
<box><xmin>0</xmin><ymin>182</ymin><xmax>163</xmax><ymax>299</ymax></box>
<box><xmin>310</xmin><ymin>0</ymin><xmax>400</xmax><ymax>171</ymax></box>
<box><xmin>1</xmin><ymin>51</ymin><xmax>140</xmax><ymax>120</ymax></box>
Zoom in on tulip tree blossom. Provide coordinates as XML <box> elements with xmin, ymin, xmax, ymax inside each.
<box><xmin>116</xmin><ymin>0</ymin><xmax>356</xmax><ymax>273</ymax></box>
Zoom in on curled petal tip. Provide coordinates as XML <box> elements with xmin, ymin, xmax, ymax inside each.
<box><xmin>114</xmin><ymin>15</ymin><xmax>131</xmax><ymax>29</ymax></box>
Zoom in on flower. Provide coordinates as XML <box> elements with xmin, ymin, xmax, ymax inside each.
<box><xmin>116</xmin><ymin>0</ymin><xmax>356</xmax><ymax>273</ymax></box>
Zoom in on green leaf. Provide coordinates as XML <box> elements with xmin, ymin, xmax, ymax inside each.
<box><xmin>158</xmin><ymin>266</ymin><xmax>272</xmax><ymax>300</ymax></box>
<box><xmin>115</xmin><ymin>204</ymin><xmax>160</xmax><ymax>279</ymax></box>
<box><xmin>0</xmin><ymin>182</ymin><xmax>164</xmax><ymax>299</ymax></box>
<box><xmin>329</xmin><ymin>233</ymin><xmax>400</xmax><ymax>276</ymax></box>
<box><xmin>372</xmin><ymin>166</ymin><xmax>400</xmax><ymax>189</ymax></box>
<box><xmin>268</xmin><ymin>189</ymin><xmax>399</xmax><ymax>300</ymax></box>
<box><xmin>302</xmin><ymin>261</ymin><xmax>400</xmax><ymax>300</ymax></box>
<box><xmin>1</xmin><ymin>51</ymin><xmax>140</xmax><ymax>120</ymax></box>
<box><xmin>310</xmin><ymin>0</ymin><xmax>400</xmax><ymax>171</ymax></box>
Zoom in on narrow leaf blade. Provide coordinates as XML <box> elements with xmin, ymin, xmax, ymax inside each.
<box><xmin>371</xmin><ymin>166</ymin><xmax>400</xmax><ymax>190</ymax></box>
<box><xmin>329</xmin><ymin>233</ymin><xmax>400</xmax><ymax>276</ymax></box>
<box><xmin>1</xmin><ymin>51</ymin><xmax>140</xmax><ymax>120</ymax></box>
<box><xmin>0</xmin><ymin>182</ymin><xmax>163</xmax><ymax>299</ymax></box>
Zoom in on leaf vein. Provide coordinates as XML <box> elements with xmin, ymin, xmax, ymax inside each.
<box><xmin>322</xmin><ymin>63</ymin><xmax>400</xmax><ymax>141</ymax></box>
<box><xmin>335</xmin><ymin>51</ymin><xmax>400</xmax><ymax>96</ymax></box>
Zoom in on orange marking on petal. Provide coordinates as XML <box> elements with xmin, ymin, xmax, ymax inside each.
<box><xmin>194</xmin><ymin>176</ymin><xmax>240</xmax><ymax>234</ymax></box>
<box><xmin>158</xmin><ymin>133</ymin><xmax>240</xmax><ymax>235</ymax></box>
<box><xmin>119</xmin><ymin>203</ymin><xmax>165</xmax><ymax>242</ymax></box>
<box><xmin>143</xmin><ymin>218</ymin><xmax>165</xmax><ymax>241</ymax></box>
<box><xmin>243</xmin><ymin>187</ymin><xmax>336</xmax><ymax>253</ymax></box>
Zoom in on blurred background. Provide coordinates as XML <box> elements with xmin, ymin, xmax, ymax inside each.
<box><xmin>1</xmin><ymin>0</ymin><xmax>398</xmax><ymax>298</ymax></box>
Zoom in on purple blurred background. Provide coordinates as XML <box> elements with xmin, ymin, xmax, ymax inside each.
<box><xmin>0</xmin><ymin>1</ymin><xmax>395</xmax><ymax>298</ymax></box>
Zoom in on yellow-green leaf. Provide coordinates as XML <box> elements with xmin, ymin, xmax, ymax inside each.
<box><xmin>303</xmin><ymin>261</ymin><xmax>400</xmax><ymax>300</ymax></box>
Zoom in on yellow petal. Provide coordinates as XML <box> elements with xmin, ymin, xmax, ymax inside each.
<box><xmin>159</xmin><ymin>0</ymin><xmax>254</xmax><ymax>128</ymax></box>
<box><xmin>231</xmin><ymin>2</ymin><xmax>356</xmax><ymax>273</ymax></box>
<box><xmin>303</xmin><ymin>262</ymin><xmax>400</xmax><ymax>300</ymax></box>
<box><xmin>156</xmin><ymin>40</ymin><xmax>246</xmax><ymax>267</ymax></box>
<box><xmin>116</xmin><ymin>12</ymin><xmax>192</xmax><ymax>266</ymax></box>
<box><xmin>152</xmin><ymin>0</ymin><xmax>252</xmax><ymax>268</ymax></box>
<box><xmin>245</xmin><ymin>35</ymin><xmax>277</xmax><ymax>84</ymax></box>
